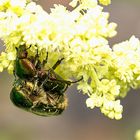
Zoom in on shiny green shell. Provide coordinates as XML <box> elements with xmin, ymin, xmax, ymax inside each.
<box><xmin>10</xmin><ymin>80</ymin><xmax>68</xmax><ymax>116</ymax></box>
<box><xmin>15</xmin><ymin>45</ymin><xmax>36</xmax><ymax>80</ymax></box>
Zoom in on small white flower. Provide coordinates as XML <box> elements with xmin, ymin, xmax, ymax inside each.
<box><xmin>86</xmin><ymin>98</ymin><xmax>95</xmax><ymax>109</ymax></box>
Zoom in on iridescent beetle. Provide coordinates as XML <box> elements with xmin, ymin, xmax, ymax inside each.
<box><xmin>14</xmin><ymin>45</ymin><xmax>82</xmax><ymax>94</ymax></box>
<box><xmin>14</xmin><ymin>45</ymin><xmax>36</xmax><ymax>80</ymax></box>
<box><xmin>10</xmin><ymin>79</ymin><xmax>68</xmax><ymax>116</ymax></box>
<box><xmin>11</xmin><ymin>44</ymin><xmax>83</xmax><ymax>116</ymax></box>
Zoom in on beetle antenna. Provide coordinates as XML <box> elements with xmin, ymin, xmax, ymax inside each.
<box><xmin>48</xmin><ymin>76</ymin><xmax>83</xmax><ymax>85</ymax></box>
<box><xmin>69</xmin><ymin>76</ymin><xmax>83</xmax><ymax>84</ymax></box>
<box><xmin>62</xmin><ymin>76</ymin><xmax>83</xmax><ymax>85</ymax></box>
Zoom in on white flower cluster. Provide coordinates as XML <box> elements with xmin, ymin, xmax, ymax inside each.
<box><xmin>85</xmin><ymin>36</ymin><xmax>140</xmax><ymax>119</ymax></box>
<box><xmin>113</xmin><ymin>36</ymin><xmax>140</xmax><ymax>88</ymax></box>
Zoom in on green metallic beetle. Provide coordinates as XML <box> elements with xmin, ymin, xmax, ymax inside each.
<box><xmin>11</xmin><ymin>44</ymin><xmax>83</xmax><ymax>116</ymax></box>
<box><xmin>14</xmin><ymin>44</ymin><xmax>82</xmax><ymax>94</ymax></box>
<box><xmin>41</xmin><ymin>69</ymin><xmax>83</xmax><ymax>94</ymax></box>
<box><xmin>15</xmin><ymin>45</ymin><xmax>37</xmax><ymax>80</ymax></box>
<box><xmin>10</xmin><ymin>79</ymin><xmax>68</xmax><ymax>116</ymax></box>
<box><xmin>11</xmin><ymin>60</ymin><xmax>82</xmax><ymax>116</ymax></box>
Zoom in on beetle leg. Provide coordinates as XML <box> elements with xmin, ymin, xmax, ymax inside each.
<box><xmin>49</xmin><ymin>84</ymin><xmax>59</xmax><ymax>92</ymax></box>
<box><xmin>31</xmin><ymin>79</ymin><xmax>40</xmax><ymax>96</ymax></box>
<box><xmin>61</xmin><ymin>84</ymin><xmax>69</xmax><ymax>93</ymax></box>
<box><xmin>68</xmin><ymin>76</ymin><xmax>83</xmax><ymax>84</ymax></box>
<box><xmin>34</xmin><ymin>50</ymin><xmax>48</xmax><ymax>70</ymax></box>
<box><xmin>50</xmin><ymin>76</ymin><xmax>83</xmax><ymax>85</ymax></box>
<box><xmin>34</xmin><ymin>48</ymin><xmax>41</xmax><ymax>69</ymax></box>
<box><xmin>42</xmin><ymin>52</ymin><xmax>48</xmax><ymax>67</ymax></box>
<box><xmin>13</xmin><ymin>69</ymin><xmax>17</xmax><ymax>81</ymax></box>
<box><xmin>52</xmin><ymin>58</ymin><xmax>64</xmax><ymax>70</ymax></box>
<box><xmin>38</xmin><ymin>68</ymin><xmax>51</xmax><ymax>89</ymax></box>
<box><xmin>26</xmin><ymin>45</ymin><xmax>32</xmax><ymax>50</ymax></box>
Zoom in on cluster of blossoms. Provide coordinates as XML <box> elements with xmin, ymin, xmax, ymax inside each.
<box><xmin>0</xmin><ymin>0</ymin><xmax>140</xmax><ymax>120</ymax></box>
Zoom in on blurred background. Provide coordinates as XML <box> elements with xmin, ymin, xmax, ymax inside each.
<box><xmin>0</xmin><ymin>0</ymin><xmax>140</xmax><ymax>140</ymax></box>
